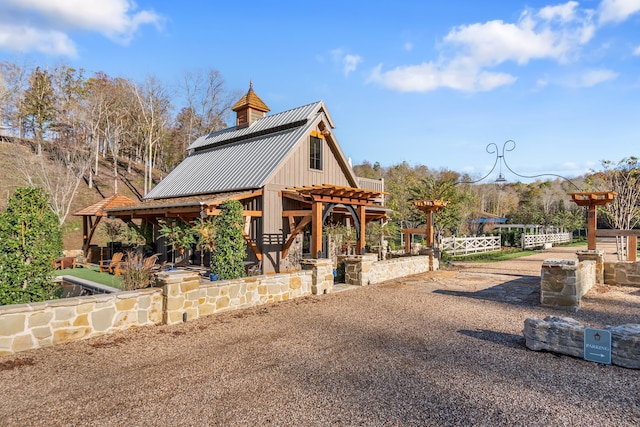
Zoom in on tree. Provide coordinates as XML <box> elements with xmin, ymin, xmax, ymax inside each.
<box><xmin>194</xmin><ymin>217</ymin><xmax>217</xmax><ymax>268</ymax></box>
<box><xmin>595</xmin><ymin>157</ymin><xmax>640</xmax><ymax>231</ymax></box>
<box><xmin>0</xmin><ymin>187</ymin><xmax>63</xmax><ymax>305</ymax></box>
<box><xmin>20</xmin><ymin>67</ymin><xmax>56</xmax><ymax>155</ymax></box>
<box><xmin>212</xmin><ymin>200</ymin><xmax>246</xmax><ymax>280</ymax></box>
<box><xmin>158</xmin><ymin>219</ymin><xmax>197</xmax><ymax>263</ymax></box>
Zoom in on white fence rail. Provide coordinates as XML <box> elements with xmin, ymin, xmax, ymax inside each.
<box><xmin>440</xmin><ymin>235</ymin><xmax>501</xmax><ymax>256</ymax></box>
<box><xmin>522</xmin><ymin>232</ymin><xmax>572</xmax><ymax>249</ymax></box>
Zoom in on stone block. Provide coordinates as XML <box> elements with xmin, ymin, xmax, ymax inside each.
<box><xmin>115</xmin><ymin>298</ymin><xmax>136</xmax><ymax>311</ymax></box>
<box><xmin>73</xmin><ymin>314</ymin><xmax>89</xmax><ymax>327</ymax></box>
<box><xmin>524</xmin><ymin>316</ymin><xmax>640</xmax><ymax>369</ymax></box>
<box><xmin>32</xmin><ymin>326</ymin><xmax>52</xmax><ymax>340</ymax></box>
<box><xmin>0</xmin><ymin>314</ymin><xmax>26</xmax><ymax>336</ymax></box>
<box><xmin>90</xmin><ymin>307</ymin><xmax>116</xmax><ymax>332</ymax></box>
<box><xmin>28</xmin><ymin>311</ymin><xmax>53</xmax><ymax>328</ymax></box>
<box><xmin>216</xmin><ymin>296</ymin><xmax>230</xmax><ymax>310</ymax></box>
<box><xmin>12</xmin><ymin>334</ymin><xmax>36</xmax><ymax>353</ymax></box>
<box><xmin>53</xmin><ymin>327</ymin><xmax>91</xmax><ymax>345</ymax></box>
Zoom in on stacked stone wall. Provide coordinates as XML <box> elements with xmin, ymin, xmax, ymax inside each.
<box><xmin>0</xmin><ymin>289</ymin><xmax>163</xmax><ymax>356</ymax></box>
<box><xmin>540</xmin><ymin>259</ymin><xmax>595</xmax><ymax>309</ymax></box>
<box><xmin>604</xmin><ymin>261</ymin><xmax>640</xmax><ymax>287</ymax></box>
<box><xmin>343</xmin><ymin>254</ymin><xmax>433</xmax><ymax>286</ymax></box>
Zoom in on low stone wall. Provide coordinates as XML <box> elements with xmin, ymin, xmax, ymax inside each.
<box><xmin>604</xmin><ymin>261</ymin><xmax>640</xmax><ymax>287</ymax></box>
<box><xmin>158</xmin><ymin>266</ymin><xmax>322</xmax><ymax>326</ymax></box>
<box><xmin>343</xmin><ymin>254</ymin><xmax>433</xmax><ymax>286</ymax></box>
<box><xmin>0</xmin><ymin>259</ymin><xmax>334</xmax><ymax>354</ymax></box>
<box><xmin>576</xmin><ymin>250</ymin><xmax>605</xmax><ymax>284</ymax></box>
<box><xmin>0</xmin><ymin>289</ymin><xmax>163</xmax><ymax>356</ymax></box>
<box><xmin>540</xmin><ymin>259</ymin><xmax>596</xmax><ymax>309</ymax></box>
<box><xmin>523</xmin><ymin>316</ymin><xmax>640</xmax><ymax>369</ymax></box>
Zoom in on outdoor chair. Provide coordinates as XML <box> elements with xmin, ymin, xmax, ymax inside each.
<box><xmin>99</xmin><ymin>252</ymin><xmax>124</xmax><ymax>275</ymax></box>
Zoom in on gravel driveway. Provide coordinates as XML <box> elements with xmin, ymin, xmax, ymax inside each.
<box><xmin>1</xmin><ymin>244</ymin><xmax>639</xmax><ymax>426</ymax></box>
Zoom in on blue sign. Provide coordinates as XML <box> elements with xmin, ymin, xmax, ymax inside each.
<box><xmin>584</xmin><ymin>328</ymin><xmax>612</xmax><ymax>365</ymax></box>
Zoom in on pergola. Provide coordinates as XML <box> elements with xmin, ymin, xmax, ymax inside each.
<box><xmin>281</xmin><ymin>185</ymin><xmax>388</xmax><ymax>259</ymax></box>
<box><xmin>568</xmin><ymin>192</ymin><xmax>615</xmax><ymax>251</ymax></box>
<box><xmin>73</xmin><ymin>194</ymin><xmax>137</xmax><ymax>256</ymax></box>
<box><xmin>401</xmin><ymin>199</ymin><xmax>449</xmax><ymax>253</ymax></box>
<box><xmin>75</xmin><ymin>190</ymin><xmax>264</xmax><ymax>261</ymax></box>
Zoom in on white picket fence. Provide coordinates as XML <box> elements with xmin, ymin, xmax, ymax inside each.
<box><xmin>440</xmin><ymin>235</ymin><xmax>501</xmax><ymax>256</ymax></box>
<box><xmin>521</xmin><ymin>232</ymin><xmax>572</xmax><ymax>249</ymax></box>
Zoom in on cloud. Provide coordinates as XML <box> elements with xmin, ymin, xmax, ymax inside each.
<box><xmin>598</xmin><ymin>0</ymin><xmax>640</xmax><ymax>24</ymax></box>
<box><xmin>343</xmin><ymin>54</ymin><xmax>363</xmax><ymax>76</ymax></box>
<box><xmin>370</xmin><ymin>1</ymin><xmax>596</xmax><ymax>93</ymax></box>
<box><xmin>403</xmin><ymin>42</ymin><xmax>413</xmax><ymax>52</ymax></box>
<box><xmin>634</xmin><ymin>45</ymin><xmax>640</xmax><ymax>55</ymax></box>
<box><xmin>0</xmin><ymin>0</ymin><xmax>162</xmax><ymax>56</ymax></box>
<box><xmin>579</xmin><ymin>69</ymin><xmax>619</xmax><ymax>86</ymax></box>
<box><xmin>330</xmin><ymin>49</ymin><xmax>363</xmax><ymax>76</ymax></box>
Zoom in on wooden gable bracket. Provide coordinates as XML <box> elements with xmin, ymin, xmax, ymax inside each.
<box><xmin>281</xmin><ymin>213</ymin><xmax>312</xmax><ymax>258</ymax></box>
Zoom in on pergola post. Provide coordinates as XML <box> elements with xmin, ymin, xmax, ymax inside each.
<box><xmin>356</xmin><ymin>205</ymin><xmax>366</xmax><ymax>255</ymax></box>
<box><xmin>568</xmin><ymin>192</ymin><xmax>616</xmax><ymax>251</ymax></box>
<box><xmin>311</xmin><ymin>200</ymin><xmax>323</xmax><ymax>258</ymax></box>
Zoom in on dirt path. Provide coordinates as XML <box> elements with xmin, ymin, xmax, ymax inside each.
<box><xmin>1</xmin><ymin>243</ymin><xmax>638</xmax><ymax>426</ymax></box>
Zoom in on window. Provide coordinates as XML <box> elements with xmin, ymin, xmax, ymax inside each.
<box><xmin>310</xmin><ymin>136</ymin><xmax>323</xmax><ymax>170</ymax></box>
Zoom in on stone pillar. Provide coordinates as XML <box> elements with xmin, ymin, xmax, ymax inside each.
<box><xmin>576</xmin><ymin>249</ymin><xmax>605</xmax><ymax>284</ymax></box>
<box><xmin>300</xmin><ymin>259</ymin><xmax>334</xmax><ymax>295</ymax></box>
<box><xmin>540</xmin><ymin>259</ymin><xmax>596</xmax><ymax>309</ymax></box>
<box><xmin>155</xmin><ymin>271</ymin><xmax>201</xmax><ymax>325</ymax></box>
<box><xmin>342</xmin><ymin>254</ymin><xmax>377</xmax><ymax>286</ymax></box>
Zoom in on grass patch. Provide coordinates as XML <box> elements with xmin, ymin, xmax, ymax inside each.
<box><xmin>54</xmin><ymin>266</ymin><xmax>123</xmax><ymax>290</ymax></box>
<box><xmin>444</xmin><ymin>248</ymin><xmax>539</xmax><ymax>263</ymax></box>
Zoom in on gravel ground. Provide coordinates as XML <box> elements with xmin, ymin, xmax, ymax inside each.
<box><xmin>1</xmin><ymin>244</ymin><xmax>639</xmax><ymax>426</ymax></box>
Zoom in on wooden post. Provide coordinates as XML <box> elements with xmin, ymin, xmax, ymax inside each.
<box><xmin>628</xmin><ymin>235</ymin><xmax>638</xmax><ymax>262</ymax></box>
<box><xmin>311</xmin><ymin>201</ymin><xmax>323</xmax><ymax>259</ymax></box>
<box><xmin>425</xmin><ymin>210</ymin><xmax>435</xmax><ymax>248</ymax></box>
<box><xmin>404</xmin><ymin>230</ymin><xmax>411</xmax><ymax>254</ymax></box>
<box><xmin>587</xmin><ymin>204</ymin><xmax>597</xmax><ymax>250</ymax></box>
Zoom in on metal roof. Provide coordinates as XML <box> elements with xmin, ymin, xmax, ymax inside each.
<box><xmin>145</xmin><ymin>117</ymin><xmax>320</xmax><ymax>200</ymax></box>
<box><xmin>187</xmin><ymin>101</ymin><xmax>331</xmax><ymax>151</ymax></box>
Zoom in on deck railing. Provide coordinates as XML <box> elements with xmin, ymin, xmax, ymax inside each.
<box><xmin>522</xmin><ymin>232</ymin><xmax>572</xmax><ymax>249</ymax></box>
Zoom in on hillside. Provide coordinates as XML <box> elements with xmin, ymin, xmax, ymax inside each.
<box><xmin>0</xmin><ymin>140</ymin><xmax>155</xmax><ymax>251</ymax></box>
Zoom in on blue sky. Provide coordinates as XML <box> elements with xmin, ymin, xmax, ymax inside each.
<box><xmin>1</xmin><ymin>0</ymin><xmax>639</xmax><ymax>182</ymax></box>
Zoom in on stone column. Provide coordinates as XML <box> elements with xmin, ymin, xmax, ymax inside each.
<box><xmin>540</xmin><ymin>259</ymin><xmax>595</xmax><ymax>309</ymax></box>
<box><xmin>576</xmin><ymin>249</ymin><xmax>605</xmax><ymax>284</ymax></box>
<box><xmin>154</xmin><ymin>271</ymin><xmax>201</xmax><ymax>325</ymax></box>
<box><xmin>300</xmin><ymin>259</ymin><xmax>334</xmax><ymax>295</ymax></box>
<box><xmin>342</xmin><ymin>254</ymin><xmax>377</xmax><ymax>286</ymax></box>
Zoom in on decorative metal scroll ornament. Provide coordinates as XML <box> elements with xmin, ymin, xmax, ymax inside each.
<box><xmin>460</xmin><ymin>140</ymin><xmax>582</xmax><ymax>191</ymax></box>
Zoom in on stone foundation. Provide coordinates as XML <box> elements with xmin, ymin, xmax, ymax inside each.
<box><xmin>604</xmin><ymin>261</ymin><xmax>640</xmax><ymax>287</ymax></box>
<box><xmin>540</xmin><ymin>259</ymin><xmax>595</xmax><ymax>309</ymax></box>
<box><xmin>523</xmin><ymin>316</ymin><xmax>640</xmax><ymax>369</ymax></box>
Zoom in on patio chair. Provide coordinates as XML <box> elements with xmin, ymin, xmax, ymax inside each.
<box><xmin>99</xmin><ymin>252</ymin><xmax>124</xmax><ymax>274</ymax></box>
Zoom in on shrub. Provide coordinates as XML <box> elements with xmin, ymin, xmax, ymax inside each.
<box><xmin>120</xmin><ymin>252</ymin><xmax>159</xmax><ymax>291</ymax></box>
<box><xmin>212</xmin><ymin>200</ymin><xmax>246</xmax><ymax>280</ymax></box>
<box><xmin>0</xmin><ymin>187</ymin><xmax>63</xmax><ymax>305</ymax></box>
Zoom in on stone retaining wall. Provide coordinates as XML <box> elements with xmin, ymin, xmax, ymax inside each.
<box><xmin>523</xmin><ymin>316</ymin><xmax>640</xmax><ymax>369</ymax></box>
<box><xmin>604</xmin><ymin>261</ymin><xmax>640</xmax><ymax>287</ymax></box>
<box><xmin>0</xmin><ymin>289</ymin><xmax>163</xmax><ymax>356</ymax></box>
<box><xmin>343</xmin><ymin>254</ymin><xmax>434</xmax><ymax>286</ymax></box>
<box><xmin>540</xmin><ymin>259</ymin><xmax>596</xmax><ymax>309</ymax></box>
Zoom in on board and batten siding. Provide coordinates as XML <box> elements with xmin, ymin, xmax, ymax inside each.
<box><xmin>260</xmin><ymin>133</ymin><xmax>355</xmax><ymax>273</ymax></box>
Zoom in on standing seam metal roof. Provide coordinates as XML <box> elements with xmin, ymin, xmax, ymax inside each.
<box><xmin>187</xmin><ymin>101</ymin><xmax>327</xmax><ymax>151</ymax></box>
<box><xmin>145</xmin><ymin>116</ymin><xmax>321</xmax><ymax>200</ymax></box>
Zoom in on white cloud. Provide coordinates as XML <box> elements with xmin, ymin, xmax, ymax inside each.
<box><xmin>370</xmin><ymin>1</ymin><xmax>596</xmax><ymax>93</ymax></box>
<box><xmin>343</xmin><ymin>54</ymin><xmax>363</xmax><ymax>76</ymax></box>
<box><xmin>598</xmin><ymin>0</ymin><xmax>640</xmax><ymax>24</ymax></box>
<box><xmin>0</xmin><ymin>25</ymin><xmax>77</xmax><ymax>57</ymax></box>
<box><xmin>403</xmin><ymin>42</ymin><xmax>413</xmax><ymax>52</ymax></box>
<box><xmin>579</xmin><ymin>69</ymin><xmax>619</xmax><ymax>86</ymax></box>
<box><xmin>330</xmin><ymin>49</ymin><xmax>363</xmax><ymax>76</ymax></box>
<box><xmin>0</xmin><ymin>0</ymin><xmax>162</xmax><ymax>56</ymax></box>
<box><xmin>634</xmin><ymin>45</ymin><xmax>640</xmax><ymax>55</ymax></box>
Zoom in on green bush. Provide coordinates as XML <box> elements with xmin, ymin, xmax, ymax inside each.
<box><xmin>211</xmin><ymin>200</ymin><xmax>246</xmax><ymax>280</ymax></box>
<box><xmin>0</xmin><ymin>187</ymin><xmax>63</xmax><ymax>305</ymax></box>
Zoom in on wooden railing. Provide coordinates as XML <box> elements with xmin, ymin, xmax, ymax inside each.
<box><xmin>440</xmin><ymin>235</ymin><xmax>501</xmax><ymax>256</ymax></box>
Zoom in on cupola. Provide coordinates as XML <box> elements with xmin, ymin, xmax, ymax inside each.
<box><xmin>231</xmin><ymin>81</ymin><xmax>270</xmax><ymax>128</ymax></box>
